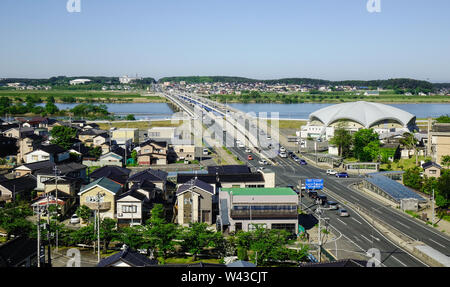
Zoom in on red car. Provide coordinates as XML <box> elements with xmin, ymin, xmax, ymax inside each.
<box><xmin>247</xmin><ymin>155</ymin><xmax>253</xmax><ymax>160</ymax></box>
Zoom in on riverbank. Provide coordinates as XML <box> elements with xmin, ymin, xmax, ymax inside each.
<box><xmin>210</xmin><ymin>92</ymin><xmax>450</xmax><ymax>104</ymax></box>
<box><xmin>0</xmin><ymin>90</ymin><xmax>167</xmax><ymax>103</ymax></box>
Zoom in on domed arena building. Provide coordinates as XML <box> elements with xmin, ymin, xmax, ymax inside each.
<box><xmin>300</xmin><ymin>101</ymin><xmax>417</xmax><ymax>141</ymax></box>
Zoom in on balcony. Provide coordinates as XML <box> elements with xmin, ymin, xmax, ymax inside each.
<box><xmin>84</xmin><ymin>202</ymin><xmax>111</xmax><ymax>211</ymax></box>
<box><xmin>230</xmin><ymin>209</ymin><xmax>298</xmax><ymax>220</ymax></box>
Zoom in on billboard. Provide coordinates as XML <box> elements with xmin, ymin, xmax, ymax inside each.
<box><xmin>305</xmin><ymin>179</ymin><xmax>323</xmax><ymax>190</ymax></box>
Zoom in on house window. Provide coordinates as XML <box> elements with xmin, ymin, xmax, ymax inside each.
<box><xmin>32</xmin><ymin>155</ymin><xmax>38</xmax><ymax>161</ymax></box>
<box><xmin>429</xmin><ymin>170</ymin><xmax>437</xmax><ymax>174</ymax></box>
<box><xmin>122</xmin><ymin>205</ymin><xmax>137</xmax><ymax>213</ymax></box>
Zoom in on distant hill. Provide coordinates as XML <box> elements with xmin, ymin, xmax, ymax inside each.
<box><xmin>157</xmin><ymin>76</ymin><xmax>437</xmax><ymax>90</ymax></box>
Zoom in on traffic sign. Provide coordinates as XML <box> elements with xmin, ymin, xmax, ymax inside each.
<box><xmin>305</xmin><ymin>179</ymin><xmax>323</xmax><ymax>190</ymax></box>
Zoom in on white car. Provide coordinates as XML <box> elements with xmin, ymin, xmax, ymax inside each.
<box><xmin>279</xmin><ymin>151</ymin><xmax>287</xmax><ymax>158</ymax></box>
<box><xmin>280</xmin><ymin>146</ymin><xmax>286</xmax><ymax>152</ymax></box>
<box><xmin>339</xmin><ymin>209</ymin><xmax>349</xmax><ymax>217</ymax></box>
<box><xmin>258</xmin><ymin>159</ymin><xmax>268</xmax><ymax>165</ymax></box>
<box><xmin>70</xmin><ymin>214</ymin><xmax>80</xmax><ymax>224</ymax></box>
<box><xmin>327</xmin><ymin>169</ymin><xmax>337</xmax><ymax>175</ymax></box>
<box><xmin>245</xmin><ymin>148</ymin><xmax>251</xmax><ymax>153</ymax></box>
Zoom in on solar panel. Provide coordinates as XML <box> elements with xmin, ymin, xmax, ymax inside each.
<box><xmin>365</xmin><ymin>174</ymin><xmax>426</xmax><ymax>203</ymax></box>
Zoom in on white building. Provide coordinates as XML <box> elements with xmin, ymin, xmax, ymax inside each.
<box><xmin>69</xmin><ymin>79</ymin><xmax>91</xmax><ymax>85</ymax></box>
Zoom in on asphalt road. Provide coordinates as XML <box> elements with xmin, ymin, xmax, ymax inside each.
<box><xmin>171</xmin><ymin>92</ymin><xmax>450</xmax><ymax>267</ymax></box>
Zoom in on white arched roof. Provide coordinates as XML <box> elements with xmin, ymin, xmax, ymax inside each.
<box><xmin>309</xmin><ymin>101</ymin><xmax>415</xmax><ymax>128</ymax></box>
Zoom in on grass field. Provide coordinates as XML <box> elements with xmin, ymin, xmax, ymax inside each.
<box><xmin>380</xmin><ymin>156</ymin><xmax>432</xmax><ymax>171</ymax></box>
<box><xmin>267</xmin><ymin>119</ymin><xmax>307</xmax><ymax>129</ymax></box>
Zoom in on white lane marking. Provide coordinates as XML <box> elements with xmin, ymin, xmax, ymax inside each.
<box><xmin>349</xmin><ymin>195</ymin><xmax>360</xmax><ymax>202</ymax></box>
<box><xmin>352</xmin><ymin>218</ymin><xmax>363</xmax><ymax>225</ymax></box>
<box><xmin>353</xmin><ymin>236</ymin><xmax>361</xmax><ymax>242</ymax></box>
<box><xmin>360</xmin><ymin>234</ymin><xmax>372</xmax><ymax>242</ymax></box>
<box><xmin>391</xmin><ymin>256</ymin><xmax>407</xmax><ymax>267</ymax></box>
<box><xmin>336</xmin><ymin>218</ymin><xmax>348</xmax><ymax>226</ymax></box>
<box><xmin>396</xmin><ymin>220</ymin><xmax>411</xmax><ymax>229</ymax></box>
<box><xmin>428</xmin><ymin>238</ymin><xmax>447</xmax><ymax>249</ymax></box>
<box><xmin>370</xmin><ymin>235</ymin><xmax>380</xmax><ymax>242</ymax></box>
<box><xmin>373</xmin><ymin>208</ymin><xmax>383</xmax><ymax>214</ymax></box>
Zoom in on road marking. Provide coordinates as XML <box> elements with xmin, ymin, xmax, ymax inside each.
<box><xmin>428</xmin><ymin>238</ymin><xmax>447</xmax><ymax>249</ymax></box>
<box><xmin>370</xmin><ymin>234</ymin><xmax>380</xmax><ymax>242</ymax></box>
<box><xmin>373</xmin><ymin>208</ymin><xmax>383</xmax><ymax>214</ymax></box>
<box><xmin>349</xmin><ymin>195</ymin><xmax>360</xmax><ymax>202</ymax></box>
<box><xmin>391</xmin><ymin>256</ymin><xmax>407</xmax><ymax>267</ymax></box>
<box><xmin>336</xmin><ymin>218</ymin><xmax>347</xmax><ymax>226</ymax></box>
<box><xmin>360</xmin><ymin>234</ymin><xmax>372</xmax><ymax>242</ymax></box>
<box><xmin>353</xmin><ymin>236</ymin><xmax>361</xmax><ymax>242</ymax></box>
<box><xmin>396</xmin><ymin>220</ymin><xmax>411</xmax><ymax>229</ymax></box>
<box><xmin>352</xmin><ymin>218</ymin><xmax>363</xmax><ymax>225</ymax></box>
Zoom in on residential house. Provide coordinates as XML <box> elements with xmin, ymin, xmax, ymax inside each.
<box><xmin>136</xmin><ymin>140</ymin><xmax>170</xmax><ymax>166</ymax></box>
<box><xmin>4</xmin><ymin>126</ymin><xmax>34</xmax><ymax>139</ymax></box>
<box><xmin>0</xmin><ymin>236</ymin><xmax>38</xmax><ymax>267</ymax></box>
<box><xmin>127</xmin><ymin>169</ymin><xmax>170</xmax><ymax>201</ymax></box>
<box><xmin>89</xmin><ymin>166</ymin><xmax>131</xmax><ymax>186</ymax></box>
<box><xmin>430</xmin><ymin>123</ymin><xmax>450</xmax><ymax>166</ymax></box>
<box><xmin>112</xmin><ymin>128</ymin><xmax>139</xmax><ymax>144</ymax></box>
<box><xmin>0</xmin><ymin>174</ymin><xmax>37</xmax><ymax>202</ymax></box>
<box><xmin>170</xmin><ymin>143</ymin><xmax>197</xmax><ymax>162</ymax></box>
<box><xmin>25</xmin><ymin>144</ymin><xmax>69</xmax><ymax>163</ymax></box>
<box><xmin>175</xmin><ymin>178</ymin><xmax>215</xmax><ymax>226</ymax></box>
<box><xmin>17</xmin><ymin>134</ymin><xmax>44</xmax><ymax>164</ymax></box>
<box><xmin>218</xmin><ymin>187</ymin><xmax>299</xmax><ymax>234</ymax></box>
<box><xmin>422</xmin><ymin>162</ymin><xmax>442</xmax><ymax>178</ymax></box>
<box><xmin>13</xmin><ymin>160</ymin><xmax>55</xmax><ymax>178</ymax></box>
<box><xmin>93</xmin><ymin>134</ymin><xmax>110</xmax><ymax>147</ymax></box>
<box><xmin>78</xmin><ymin>129</ymin><xmax>108</xmax><ymax>147</ymax></box>
<box><xmin>96</xmin><ymin>247</ymin><xmax>158</xmax><ymax>267</ymax></box>
<box><xmin>147</xmin><ymin>127</ymin><xmax>177</xmax><ymax>140</ymax></box>
<box><xmin>0</xmin><ymin>135</ymin><xmax>17</xmax><ymax>158</ymax></box>
<box><xmin>116</xmin><ymin>189</ymin><xmax>152</xmax><ymax>226</ymax></box>
<box><xmin>78</xmin><ymin>177</ymin><xmax>123</xmax><ymax>219</ymax></box>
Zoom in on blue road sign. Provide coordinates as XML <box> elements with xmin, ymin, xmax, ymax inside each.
<box><xmin>305</xmin><ymin>179</ymin><xmax>323</xmax><ymax>190</ymax></box>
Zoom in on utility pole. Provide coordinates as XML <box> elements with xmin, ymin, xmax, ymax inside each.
<box><xmin>53</xmin><ymin>166</ymin><xmax>60</xmax><ymax>252</ymax></box>
<box><xmin>46</xmin><ymin>193</ymin><xmax>51</xmax><ymax>266</ymax></box>
<box><xmin>317</xmin><ymin>206</ymin><xmax>322</xmax><ymax>262</ymax></box>
<box><xmin>432</xmin><ymin>188</ymin><xmax>435</xmax><ymax>225</ymax></box>
<box><xmin>36</xmin><ymin>207</ymin><xmax>41</xmax><ymax>268</ymax></box>
<box><xmin>96</xmin><ymin>192</ymin><xmax>103</xmax><ymax>263</ymax></box>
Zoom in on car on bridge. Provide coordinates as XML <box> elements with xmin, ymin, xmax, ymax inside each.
<box><xmin>336</xmin><ymin>172</ymin><xmax>349</xmax><ymax>178</ymax></box>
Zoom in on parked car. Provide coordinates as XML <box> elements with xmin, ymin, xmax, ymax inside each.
<box><xmin>293</xmin><ymin>156</ymin><xmax>301</xmax><ymax>162</ymax></box>
<box><xmin>299</xmin><ymin>159</ymin><xmax>307</xmax><ymax>165</ymax></box>
<box><xmin>308</xmin><ymin>191</ymin><xmax>318</xmax><ymax>199</ymax></box>
<box><xmin>336</xmin><ymin>172</ymin><xmax>349</xmax><ymax>178</ymax></box>
<box><xmin>245</xmin><ymin>148</ymin><xmax>251</xmax><ymax>153</ymax></box>
<box><xmin>70</xmin><ymin>214</ymin><xmax>80</xmax><ymax>224</ymax></box>
<box><xmin>280</xmin><ymin>146</ymin><xmax>286</xmax><ymax>152</ymax></box>
<box><xmin>339</xmin><ymin>209</ymin><xmax>349</xmax><ymax>217</ymax></box>
<box><xmin>247</xmin><ymin>155</ymin><xmax>253</xmax><ymax>160</ymax></box>
<box><xmin>327</xmin><ymin>201</ymin><xmax>339</xmax><ymax>210</ymax></box>
<box><xmin>279</xmin><ymin>151</ymin><xmax>287</xmax><ymax>158</ymax></box>
<box><xmin>326</xmin><ymin>169</ymin><xmax>337</xmax><ymax>175</ymax></box>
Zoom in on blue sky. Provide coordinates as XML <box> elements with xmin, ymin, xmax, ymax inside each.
<box><xmin>1</xmin><ymin>0</ymin><xmax>449</xmax><ymax>81</ymax></box>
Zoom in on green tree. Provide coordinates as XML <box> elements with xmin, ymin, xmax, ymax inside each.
<box><xmin>146</xmin><ymin>204</ymin><xmax>179</xmax><ymax>261</ymax></box>
<box><xmin>76</xmin><ymin>205</ymin><xmax>92</xmax><ymax>223</ymax></box>
<box><xmin>179</xmin><ymin>222</ymin><xmax>217</xmax><ymax>262</ymax></box>
<box><xmin>329</xmin><ymin>122</ymin><xmax>353</xmax><ymax>158</ymax></box>
<box><xmin>118</xmin><ymin>225</ymin><xmax>147</xmax><ymax>250</ymax></box>
<box><xmin>403</xmin><ymin>167</ymin><xmax>423</xmax><ymax>190</ymax></box>
<box><xmin>441</xmin><ymin>155</ymin><xmax>450</xmax><ymax>169</ymax></box>
<box><xmin>50</xmin><ymin>126</ymin><xmax>78</xmax><ymax>149</ymax></box>
<box><xmin>362</xmin><ymin>140</ymin><xmax>381</xmax><ymax>162</ymax></box>
<box><xmin>99</xmin><ymin>218</ymin><xmax>118</xmax><ymax>251</ymax></box>
<box><xmin>126</xmin><ymin>114</ymin><xmax>136</xmax><ymax>121</ymax></box>
<box><xmin>436</xmin><ymin>169</ymin><xmax>450</xmax><ymax>208</ymax></box>
<box><xmin>88</xmin><ymin>146</ymin><xmax>102</xmax><ymax>159</ymax></box>
<box><xmin>400</xmin><ymin>132</ymin><xmax>419</xmax><ymax>166</ymax></box>
<box><xmin>0</xmin><ymin>202</ymin><xmax>33</xmax><ymax>240</ymax></box>
<box><xmin>71</xmin><ymin>224</ymin><xmax>95</xmax><ymax>245</ymax></box>
<box><xmin>353</xmin><ymin>129</ymin><xmax>380</xmax><ymax>162</ymax></box>
<box><xmin>421</xmin><ymin>175</ymin><xmax>438</xmax><ymax>195</ymax></box>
